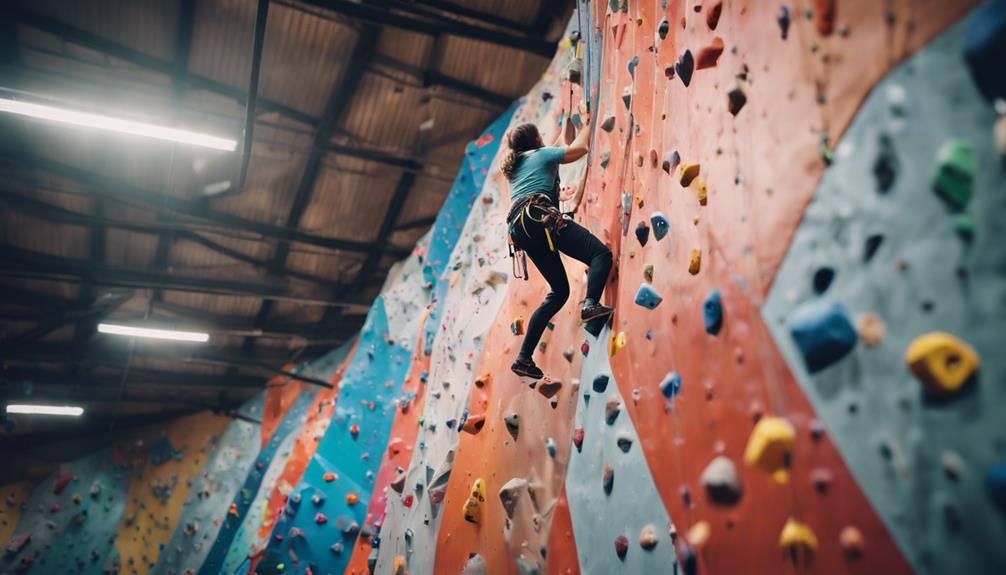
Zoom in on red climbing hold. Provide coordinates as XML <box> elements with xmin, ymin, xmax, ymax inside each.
<box><xmin>696</xmin><ymin>37</ymin><xmax>724</xmax><ymax>70</ymax></box>
<box><xmin>816</xmin><ymin>0</ymin><xmax>836</xmax><ymax>36</ymax></box>
<box><xmin>53</xmin><ymin>472</ymin><xmax>75</xmax><ymax>495</ymax></box>
<box><xmin>350</xmin><ymin>424</ymin><xmax>360</xmax><ymax>439</ymax></box>
<box><xmin>572</xmin><ymin>428</ymin><xmax>585</xmax><ymax>452</ymax></box>
<box><xmin>315</xmin><ymin>512</ymin><xmax>328</xmax><ymax>525</ymax></box>
<box><xmin>707</xmin><ymin>2</ymin><xmax>723</xmax><ymax>30</ymax></box>
<box><xmin>615</xmin><ymin>535</ymin><xmax>629</xmax><ymax>559</ymax></box>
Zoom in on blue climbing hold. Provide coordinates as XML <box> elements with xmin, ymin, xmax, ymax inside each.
<box><xmin>628</xmin><ymin>55</ymin><xmax>639</xmax><ymax>78</ymax></box>
<box><xmin>635</xmin><ymin>221</ymin><xmax>650</xmax><ymax>246</ymax></box>
<box><xmin>703</xmin><ymin>290</ymin><xmax>723</xmax><ymax>335</ymax></box>
<box><xmin>634</xmin><ymin>283</ymin><xmax>663</xmax><ymax>309</ymax></box>
<box><xmin>650</xmin><ymin>212</ymin><xmax>670</xmax><ymax>241</ymax></box>
<box><xmin>963</xmin><ymin>1</ymin><xmax>1006</xmax><ymax>102</ymax></box>
<box><xmin>790</xmin><ymin>299</ymin><xmax>857</xmax><ymax>373</ymax></box>
<box><xmin>593</xmin><ymin>374</ymin><xmax>610</xmax><ymax>393</ymax></box>
<box><xmin>987</xmin><ymin>462</ymin><xmax>1006</xmax><ymax>512</ymax></box>
<box><xmin>660</xmin><ymin>372</ymin><xmax>682</xmax><ymax>399</ymax></box>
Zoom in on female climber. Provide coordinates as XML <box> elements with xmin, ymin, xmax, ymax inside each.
<box><xmin>503</xmin><ymin>116</ymin><xmax>613</xmax><ymax>380</ymax></box>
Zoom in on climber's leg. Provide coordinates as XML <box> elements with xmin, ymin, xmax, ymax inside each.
<box><xmin>556</xmin><ymin>220</ymin><xmax>613</xmax><ymax>320</ymax></box>
<box><xmin>511</xmin><ymin>229</ymin><xmax>569</xmax><ymax>379</ymax></box>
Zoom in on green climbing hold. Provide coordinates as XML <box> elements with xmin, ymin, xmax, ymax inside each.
<box><xmin>933</xmin><ymin>139</ymin><xmax>975</xmax><ymax>210</ymax></box>
<box><xmin>954</xmin><ymin>213</ymin><xmax>975</xmax><ymax>242</ymax></box>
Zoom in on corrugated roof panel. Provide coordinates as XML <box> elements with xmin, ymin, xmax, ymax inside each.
<box><xmin>298</xmin><ymin>160</ymin><xmax>398</xmax><ymax>243</ymax></box>
<box><xmin>211</xmin><ymin>140</ymin><xmax>306</xmax><ymax>225</ymax></box>
<box><xmin>1</xmin><ymin>211</ymin><xmax>90</xmax><ymax>260</ymax></box>
<box><xmin>284</xmin><ymin>244</ymin><xmax>364</xmax><ymax>284</ymax></box>
<box><xmin>161</xmin><ymin>291</ymin><xmax>263</xmax><ymax>318</ymax></box>
<box><xmin>104</xmin><ymin>229</ymin><xmax>159</xmax><ymax>268</ymax></box>
<box><xmin>375</xmin><ymin>26</ymin><xmax>433</xmax><ymax>69</ymax></box>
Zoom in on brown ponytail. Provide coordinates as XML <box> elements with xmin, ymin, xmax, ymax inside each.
<box><xmin>501</xmin><ymin>123</ymin><xmax>542</xmax><ymax>180</ymax></box>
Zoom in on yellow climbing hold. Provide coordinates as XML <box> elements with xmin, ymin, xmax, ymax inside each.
<box><xmin>687</xmin><ymin>520</ymin><xmax>711</xmax><ymax>547</ymax></box>
<box><xmin>679</xmin><ymin>163</ymin><xmax>701</xmax><ymax>187</ymax></box>
<box><xmin>905</xmin><ymin>332</ymin><xmax>979</xmax><ymax>395</ymax></box>
<box><xmin>743</xmin><ymin>416</ymin><xmax>796</xmax><ymax>484</ymax></box>
<box><xmin>779</xmin><ymin>517</ymin><xmax>818</xmax><ymax>565</ymax></box>
<box><xmin>688</xmin><ymin>250</ymin><xmax>701</xmax><ymax>275</ymax></box>
<box><xmin>608</xmin><ymin>331</ymin><xmax>627</xmax><ymax>357</ymax></box>
<box><xmin>643</xmin><ymin>263</ymin><xmax>654</xmax><ymax>283</ymax></box>
<box><xmin>511</xmin><ymin>317</ymin><xmax>524</xmax><ymax>336</ymax></box>
<box><xmin>393</xmin><ymin>555</ymin><xmax>408</xmax><ymax>575</ymax></box>
<box><xmin>463</xmin><ymin>478</ymin><xmax>487</xmax><ymax>524</ymax></box>
<box><xmin>696</xmin><ymin>181</ymin><xmax>708</xmax><ymax>206</ymax></box>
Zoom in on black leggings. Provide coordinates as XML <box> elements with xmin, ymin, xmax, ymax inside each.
<box><xmin>510</xmin><ymin>204</ymin><xmax>613</xmax><ymax>359</ymax></box>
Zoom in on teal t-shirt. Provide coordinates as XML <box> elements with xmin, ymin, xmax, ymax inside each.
<box><xmin>508</xmin><ymin>146</ymin><xmax>565</xmax><ymax>206</ymax></box>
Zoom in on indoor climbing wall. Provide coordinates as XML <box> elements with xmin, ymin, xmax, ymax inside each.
<box><xmin>3</xmin><ymin>1</ymin><xmax>1005</xmax><ymax>574</ymax></box>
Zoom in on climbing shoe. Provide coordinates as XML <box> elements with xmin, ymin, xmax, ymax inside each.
<box><xmin>511</xmin><ymin>357</ymin><xmax>544</xmax><ymax>380</ymax></box>
<box><xmin>580</xmin><ymin>300</ymin><xmax>614</xmax><ymax>322</ymax></box>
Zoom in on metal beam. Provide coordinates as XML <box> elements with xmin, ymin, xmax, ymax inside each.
<box><xmin>0</xmin><ymin>244</ymin><xmax>366</xmax><ymax>306</ymax></box>
<box><xmin>325</xmin><ymin>141</ymin><xmax>423</xmax><ymax>171</ymax></box>
<box><xmin>371</xmin><ymin>54</ymin><xmax>512</xmax><ymax>108</ymax></box>
<box><xmin>385</xmin><ymin>0</ymin><xmax>529</xmax><ymax>35</ymax></box>
<box><xmin>297</xmin><ymin>0</ymin><xmax>555</xmax><ymax>57</ymax></box>
<box><xmin>6</xmin><ymin>6</ymin><xmax>318</xmax><ymax>126</ymax></box>
<box><xmin>2</xmin><ymin>366</ymin><xmax>266</xmax><ymax>390</ymax></box>
<box><xmin>236</xmin><ymin>0</ymin><xmax>270</xmax><ymax>192</ymax></box>
<box><xmin>394</xmin><ymin>214</ymin><xmax>437</xmax><ymax>232</ymax></box>
<box><xmin>0</xmin><ymin>152</ymin><xmax>411</xmax><ymax>257</ymax></box>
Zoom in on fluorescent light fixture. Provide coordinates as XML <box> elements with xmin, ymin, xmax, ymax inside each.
<box><xmin>6</xmin><ymin>404</ymin><xmax>84</xmax><ymax>416</ymax></box>
<box><xmin>0</xmin><ymin>98</ymin><xmax>237</xmax><ymax>151</ymax></box>
<box><xmin>98</xmin><ymin>323</ymin><xmax>210</xmax><ymax>343</ymax></box>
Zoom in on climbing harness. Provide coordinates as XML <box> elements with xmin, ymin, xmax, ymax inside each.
<box><xmin>508</xmin><ymin>236</ymin><xmax>528</xmax><ymax>281</ymax></box>
<box><xmin>507</xmin><ymin>193</ymin><xmax>568</xmax><ymax>280</ymax></box>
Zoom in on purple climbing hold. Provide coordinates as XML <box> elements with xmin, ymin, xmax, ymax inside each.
<box><xmin>650</xmin><ymin>212</ymin><xmax>670</xmax><ymax>241</ymax></box>
<box><xmin>660</xmin><ymin>372</ymin><xmax>682</xmax><ymax>399</ymax></box>
<box><xmin>634</xmin><ymin>283</ymin><xmax>663</xmax><ymax>310</ymax></box>
<box><xmin>675</xmin><ymin>49</ymin><xmax>694</xmax><ymax>87</ymax></box>
<box><xmin>635</xmin><ymin>221</ymin><xmax>651</xmax><ymax>246</ymax></box>
<box><xmin>790</xmin><ymin>299</ymin><xmax>857</xmax><ymax>373</ymax></box>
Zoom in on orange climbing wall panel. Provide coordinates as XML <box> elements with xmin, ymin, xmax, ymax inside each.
<box><xmin>113</xmin><ymin>411</ymin><xmax>231</xmax><ymax>571</ymax></box>
<box><xmin>0</xmin><ymin>481</ymin><xmax>33</xmax><ymax>546</ymax></box>
<box><xmin>345</xmin><ymin>312</ymin><xmax>432</xmax><ymax>574</ymax></box>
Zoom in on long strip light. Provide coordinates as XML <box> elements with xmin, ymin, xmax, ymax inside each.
<box><xmin>98</xmin><ymin>323</ymin><xmax>210</xmax><ymax>343</ymax></box>
<box><xmin>0</xmin><ymin>98</ymin><xmax>237</xmax><ymax>151</ymax></box>
<box><xmin>6</xmin><ymin>404</ymin><xmax>84</xmax><ymax>417</ymax></box>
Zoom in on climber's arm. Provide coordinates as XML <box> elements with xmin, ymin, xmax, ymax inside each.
<box><xmin>560</xmin><ymin>114</ymin><xmax>591</xmax><ymax>164</ymax></box>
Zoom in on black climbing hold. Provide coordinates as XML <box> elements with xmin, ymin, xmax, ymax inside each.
<box><xmin>812</xmin><ymin>267</ymin><xmax>835</xmax><ymax>295</ymax></box>
<box><xmin>658</xmin><ymin>18</ymin><xmax>669</xmax><ymax>40</ymax></box>
<box><xmin>863</xmin><ymin>234</ymin><xmax>884</xmax><ymax>262</ymax></box>
<box><xmin>635</xmin><ymin>221</ymin><xmax>650</xmax><ymax>246</ymax></box>
<box><xmin>873</xmin><ymin>133</ymin><xmax>899</xmax><ymax>193</ymax></box>
<box><xmin>778</xmin><ymin>6</ymin><xmax>791</xmax><ymax>40</ymax></box>
<box><xmin>727</xmin><ymin>86</ymin><xmax>747</xmax><ymax>116</ymax></box>
<box><xmin>675</xmin><ymin>50</ymin><xmax>694</xmax><ymax>87</ymax></box>
<box><xmin>593</xmin><ymin>374</ymin><xmax>610</xmax><ymax>393</ymax></box>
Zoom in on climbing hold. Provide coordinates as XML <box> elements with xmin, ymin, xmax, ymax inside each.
<box><xmin>779</xmin><ymin>517</ymin><xmax>818</xmax><ymax>566</ymax></box>
<box><xmin>863</xmin><ymin>233</ymin><xmax>884</xmax><ymax>262</ymax></box>
<box><xmin>600</xmin><ymin>151</ymin><xmax>611</xmax><ymax>168</ymax></box>
<box><xmin>6</xmin><ymin>532</ymin><xmax>30</xmax><ymax>556</ymax></box>
<box><xmin>393</xmin><ymin>555</ymin><xmax>408</xmax><ymax>575</ymax></box>
<box><xmin>704</xmin><ymin>290</ymin><xmax>723</xmax><ymax>335</ymax></box>
<box><xmin>537</xmin><ymin>379</ymin><xmax>562</xmax><ymax>399</ymax></box>
<box><xmin>855</xmin><ymin>313</ymin><xmax>886</xmax><ymax>347</ymax></box>
<box><xmin>812</xmin><ymin>267</ymin><xmax>835</xmax><ymax>294</ymax></box>
<box><xmin>662</xmin><ymin>150</ymin><xmax>681</xmax><ymax>174</ymax></box>
<box><xmin>643</xmin><ymin>264</ymin><xmax>654</xmax><ymax>283</ymax></box>
<box><xmin>314</xmin><ymin>512</ymin><xmax>328</xmax><ymax>525</ymax></box>
<box><xmin>650</xmin><ymin>212</ymin><xmax>669</xmax><ymax>240</ymax></box>
<box><xmin>54</xmin><ymin>472</ymin><xmax>74</xmax><ymax>495</ymax></box>
<box><xmin>675</xmin><ymin>49</ymin><xmax>694</xmax><ymax>87</ymax></box>
<box><xmin>601</xmin><ymin>115</ymin><xmax>616</xmax><ymax>132</ymax></box>
<box><xmin>608</xmin><ymin>331</ymin><xmax>627</xmax><ymax>356</ymax></box>
<box><xmin>622</xmin><ymin>86</ymin><xmax>633</xmax><ymax>109</ymax></box>
<box><xmin>790</xmin><ymin>299</ymin><xmax>857</xmax><ymax>373</ymax></box>
<box><xmin>390</xmin><ymin>469</ymin><xmax>407</xmax><ymax>493</ymax></box>
<box><xmin>695</xmin><ymin>182</ymin><xmax>708</xmax><ymax>205</ymax></box>
<box><xmin>627</xmin><ymin>55</ymin><xmax>639</xmax><ymax>78</ymax></box>
<box><xmin>678</xmin><ymin>541</ymin><xmax>698</xmax><ymax>575</ymax></box>
<box><xmin>657</xmin><ymin>18</ymin><xmax>669</xmax><ymax>40</ymax></box>
<box><xmin>963</xmin><ymin>1</ymin><xmax>1006</xmax><ymax>102</ymax></box>
<box><xmin>462</xmin><ymin>414</ymin><xmax>486</xmax><ymax>435</ymax></box>
<box><xmin>614</xmin><ymin>535</ymin><xmax>629</xmax><ymax>560</ymax></box>
<box><xmin>461</xmin><ymin>553</ymin><xmax>487</xmax><ymax>575</ymax></box>
<box><xmin>323</xmin><ymin>471</ymin><xmax>338</xmax><ymax>482</ymax></box>
<box><xmin>498</xmin><ymin>478</ymin><xmax>527</xmax><ymax>519</ymax></box>
<box><xmin>686</xmin><ymin>521</ymin><xmax>710</xmax><ymax>547</ymax></box>
<box><xmin>593</xmin><ymin>374</ymin><xmax>610</xmax><ymax>393</ymax></box>
<box><xmin>562</xmin><ymin>346</ymin><xmax>575</xmax><ymax>363</ymax></box>
<box><xmin>954</xmin><ymin>213</ymin><xmax>975</xmax><ymax>243</ymax></box>
<box><xmin>873</xmin><ymin>133</ymin><xmax>899</xmax><ymax>193</ymax></box>
<box><xmin>567</xmin><ymin>58</ymin><xmax>582</xmax><ymax>85</ymax></box>
<box><xmin>511</xmin><ymin>317</ymin><xmax>524</xmax><ymax>336</ymax></box>
<box><xmin>932</xmin><ymin>140</ymin><xmax>975</xmax><ymax>210</ymax></box>
<box><xmin>634</xmin><ymin>283</ymin><xmax>663</xmax><ymax>309</ymax></box>
<box><xmin>696</xmin><ymin>37</ymin><xmax>724</xmax><ymax>69</ymax></box>
<box><xmin>743</xmin><ymin>416</ymin><xmax>796</xmax><ymax>483</ymax></box>
<box><xmin>581</xmin><ymin>341</ymin><xmax>590</xmax><ymax>356</ymax></box>
<box><xmin>346</xmin><ymin>492</ymin><xmax>359</xmax><ymax>506</ymax></box>
<box><xmin>659</xmin><ymin>372</ymin><xmax>682</xmax><ymax>399</ymax></box>
<box><xmin>349</xmin><ymin>423</ymin><xmax>360</xmax><ymax>438</ymax></box>
<box><xmin>605</xmin><ymin>397</ymin><xmax>621</xmax><ymax>424</ymax></box>
<box><xmin>639</xmin><ymin>524</ymin><xmax>658</xmax><ymax>550</ymax></box>
<box><xmin>504</xmin><ymin>413</ymin><xmax>520</xmax><ymax>440</ymax></box>
<box><xmin>545</xmin><ymin>437</ymin><xmax>557</xmax><ymax>458</ymax></box>
<box><xmin>616</xmin><ymin>432</ymin><xmax>633</xmax><ymax>453</ymax></box>
<box><xmin>635</xmin><ymin>221</ymin><xmax>650</xmax><ymax>246</ymax></box>
<box><xmin>942</xmin><ymin>451</ymin><xmax>965</xmax><ymax>481</ymax></box>
<box><xmin>707</xmin><ymin>2</ymin><xmax>723</xmax><ymax>29</ymax></box>
<box><xmin>727</xmin><ymin>86</ymin><xmax>747</xmax><ymax>116</ymax></box>
<box><xmin>463</xmin><ymin>478</ymin><xmax>487</xmax><ymax>524</ymax></box>
<box><xmin>603</xmin><ymin>463</ymin><xmax>614</xmax><ymax>494</ymax></box>
<box><xmin>778</xmin><ymin>5</ymin><xmax>791</xmax><ymax>40</ymax></box>
<box><xmin>679</xmin><ymin>163</ymin><xmax>700</xmax><ymax>187</ymax></box>
<box><xmin>839</xmin><ymin>526</ymin><xmax>864</xmax><ymax>559</ymax></box>
<box><xmin>688</xmin><ymin>249</ymin><xmax>701</xmax><ymax>275</ymax></box>
<box><xmin>905</xmin><ymin>332</ymin><xmax>979</xmax><ymax>396</ymax></box>
<box><xmin>572</xmin><ymin>428</ymin><xmax>585</xmax><ymax>452</ymax></box>
<box><xmin>810</xmin><ymin>468</ymin><xmax>833</xmax><ymax>493</ymax></box>
<box><xmin>986</xmin><ymin>462</ymin><xmax>1006</xmax><ymax>511</ymax></box>
<box><xmin>700</xmin><ymin>456</ymin><xmax>742</xmax><ymax>504</ymax></box>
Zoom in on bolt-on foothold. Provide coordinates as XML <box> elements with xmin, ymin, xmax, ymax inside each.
<box><xmin>601</xmin><ymin>115</ymin><xmax>616</xmax><ymax>132</ymax></box>
<box><xmin>639</xmin><ymin>524</ymin><xmax>658</xmax><ymax>549</ymax></box>
<box><xmin>707</xmin><ymin>2</ymin><xmax>723</xmax><ymax>30</ymax></box>
<box><xmin>614</xmin><ymin>535</ymin><xmax>629</xmax><ymax>559</ymax></box>
<box><xmin>461</xmin><ymin>553</ymin><xmax>488</xmax><ymax>575</ymax></box>
<box><xmin>498</xmin><ymin>478</ymin><xmax>528</xmax><ymax>519</ymax></box>
<box><xmin>634</xmin><ymin>283</ymin><xmax>663</xmax><ymax>309</ymax></box>
<box><xmin>635</xmin><ymin>221</ymin><xmax>651</xmax><ymax>246</ymax></box>
<box><xmin>650</xmin><ymin>212</ymin><xmax>670</xmax><ymax>240</ymax></box>
<box><xmin>986</xmin><ymin>462</ymin><xmax>1006</xmax><ymax>512</ymax></box>
<box><xmin>603</xmin><ymin>463</ymin><xmax>614</xmax><ymax>494</ymax></box>
<box><xmin>688</xmin><ymin>250</ymin><xmax>701</xmax><ymax>275</ymax></box>
<box><xmin>679</xmin><ymin>163</ymin><xmax>700</xmax><ymax>187</ymax></box>
<box><xmin>462</xmin><ymin>414</ymin><xmax>486</xmax><ymax>435</ymax></box>
<box><xmin>390</xmin><ymin>469</ymin><xmax>407</xmax><ymax>493</ymax></box>
<box><xmin>855</xmin><ymin>313</ymin><xmax>885</xmax><ymax>347</ymax></box>
<box><xmin>778</xmin><ymin>6</ymin><xmax>792</xmax><ymax>40</ymax></box>
<box><xmin>687</xmin><ymin>521</ymin><xmax>710</xmax><ymax>547</ymax></box>
<box><xmin>675</xmin><ymin>49</ymin><xmax>694</xmax><ymax>87</ymax></box>
<box><xmin>743</xmin><ymin>416</ymin><xmax>796</xmax><ymax>483</ymax></box>
<box><xmin>605</xmin><ymin>397</ymin><xmax>622</xmax><ymax>424</ymax></box>
<box><xmin>700</xmin><ymin>456</ymin><xmax>742</xmax><ymax>504</ymax></box>
<box><xmin>511</xmin><ymin>317</ymin><xmax>524</xmax><ymax>336</ymax></box>
<box><xmin>643</xmin><ymin>264</ymin><xmax>654</xmax><ymax>283</ymax></box>
<box><xmin>727</xmin><ymin>86</ymin><xmax>747</xmax><ymax>116</ymax></box>
<box><xmin>790</xmin><ymin>299</ymin><xmax>857</xmax><ymax>373</ymax></box>
<box><xmin>932</xmin><ymin>140</ymin><xmax>975</xmax><ymax>210</ymax></box>
<box><xmin>905</xmin><ymin>332</ymin><xmax>979</xmax><ymax>396</ymax></box>
<box><xmin>704</xmin><ymin>290</ymin><xmax>723</xmax><ymax>335</ymax></box>
<box><xmin>537</xmin><ymin>379</ymin><xmax>562</xmax><ymax>399</ymax></box>
<box><xmin>779</xmin><ymin>517</ymin><xmax>818</xmax><ymax>566</ymax></box>
<box><xmin>660</xmin><ymin>371</ymin><xmax>682</xmax><ymax>399</ymax></box>
<box><xmin>462</xmin><ymin>478</ymin><xmax>487</xmax><ymax>524</ymax></box>
<box><xmin>572</xmin><ymin>428</ymin><xmax>585</xmax><ymax>452</ymax></box>
<box><xmin>839</xmin><ymin>526</ymin><xmax>864</xmax><ymax>559</ymax></box>
<box><xmin>592</xmin><ymin>374</ymin><xmax>610</xmax><ymax>393</ymax></box>
<box><xmin>616</xmin><ymin>432</ymin><xmax>633</xmax><ymax>453</ymax></box>
<box><xmin>658</xmin><ymin>18</ymin><xmax>669</xmax><ymax>39</ymax></box>
<box><xmin>696</xmin><ymin>37</ymin><xmax>724</xmax><ymax>69</ymax></box>
<box><xmin>627</xmin><ymin>55</ymin><xmax>639</xmax><ymax>78</ymax></box>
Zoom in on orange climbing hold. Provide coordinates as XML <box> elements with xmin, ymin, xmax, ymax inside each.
<box><xmin>462</xmin><ymin>414</ymin><xmax>486</xmax><ymax>435</ymax></box>
<box><xmin>323</xmin><ymin>472</ymin><xmax>338</xmax><ymax>482</ymax></box>
<box><xmin>346</xmin><ymin>492</ymin><xmax>359</xmax><ymax>506</ymax></box>
<box><xmin>696</xmin><ymin>37</ymin><xmax>725</xmax><ymax>69</ymax></box>
<box><xmin>688</xmin><ymin>250</ymin><xmax>701</xmax><ymax>275</ymax></box>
